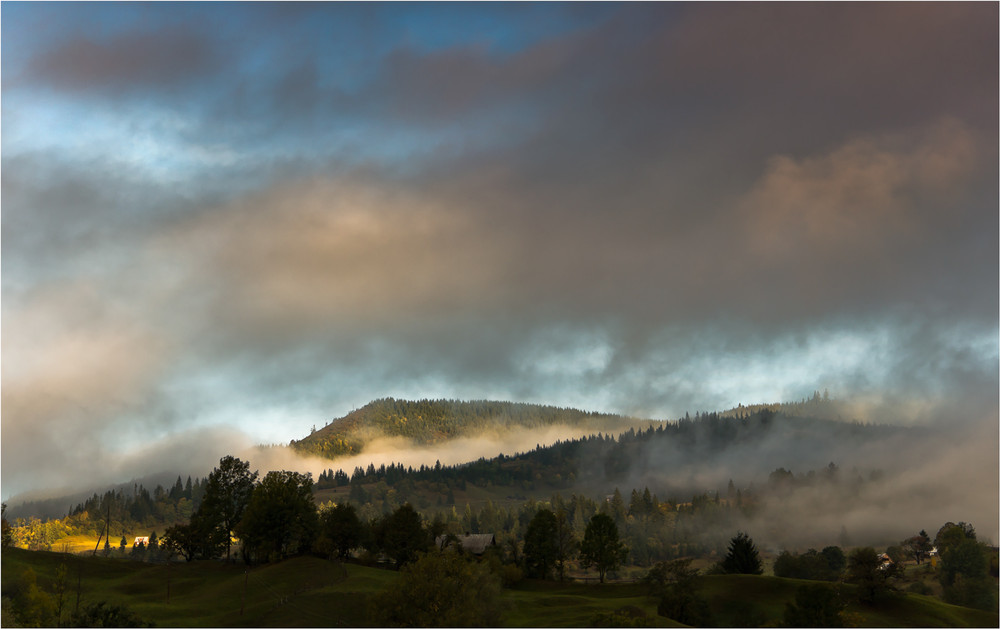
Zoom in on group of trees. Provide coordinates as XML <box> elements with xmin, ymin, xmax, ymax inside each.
<box><xmin>523</xmin><ymin>508</ymin><xmax>628</xmax><ymax>583</ymax></box>
<box><xmin>3</xmin><ymin>476</ymin><xmax>210</xmax><ymax>553</ymax></box>
<box><xmin>523</xmin><ymin>508</ymin><xmax>574</xmax><ymax>580</ymax></box>
<box><xmin>292</xmin><ymin>398</ymin><xmax>635</xmax><ymax>457</ymax></box>
<box><xmin>773</xmin><ymin>546</ymin><xmax>847</xmax><ymax>581</ymax></box>
<box><xmin>162</xmin><ymin>457</ymin><xmax>319</xmax><ymax>565</ymax></box>
<box><xmin>645</xmin><ymin>524</ymin><xmax>997</xmax><ymax>627</ymax></box>
<box><xmin>156</xmin><ymin>456</ymin><xmax>640</xmax><ymax>587</ymax></box>
<box><xmin>644</xmin><ymin>532</ymin><xmax>764</xmax><ymax>626</ymax></box>
<box><xmin>932</xmin><ymin>522</ymin><xmax>997</xmax><ymax>611</ymax></box>
<box><xmin>303</xmin><ymin>403</ymin><xmax>895</xmax><ymax>501</ymax></box>
<box><xmin>160</xmin><ymin>457</ymin><xmax>338</xmax><ymax>566</ymax></box>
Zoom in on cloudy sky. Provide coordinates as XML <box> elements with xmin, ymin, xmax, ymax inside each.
<box><xmin>3</xmin><ymin>3</ymin><xmax>997</xmax><ymax>500</ymax></box>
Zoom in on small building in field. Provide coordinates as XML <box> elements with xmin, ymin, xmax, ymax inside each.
<box><xmin>435</xmin><ymin>533</ymin><xmax>496</xmax><ymax>555</ymax></box>
<box><xmin>877</xmin><ymin>552</ymin><xmax>894</xmax><ymax>570</ymax></box>
<box><xmin>132</xmin><ymin>536</ymin><xmax>149</xmax><ymax>547</ymax></box>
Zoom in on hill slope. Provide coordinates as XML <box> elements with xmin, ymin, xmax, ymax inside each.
<box><xmin>3</xmin><ymin>549</ymin><xmax>996</xmax><ymax>627</ymax></box>
<box><xmin>290</xmin><ymin>398</ymin><xmax>652</xmax><ymax>459</ymax></box>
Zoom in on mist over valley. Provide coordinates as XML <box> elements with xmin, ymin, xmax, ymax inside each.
<box><xmin>2</xmin><ymin>3</ymin><xmax>997</xmax><ymax>625</ymax></box>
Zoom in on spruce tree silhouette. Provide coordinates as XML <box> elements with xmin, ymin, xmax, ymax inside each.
<box><xmin>722</xmin><ymin>531</ymin><xmax>763</xmax><ymax>574</ymax></box>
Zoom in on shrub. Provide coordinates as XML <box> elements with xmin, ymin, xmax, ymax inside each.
<box><xmin>590</xmin><ymin>606</ymin><xmax>653</xmax><ymax>627</ymax></box>
<box><xmin>370</xmin><ymin>551</ymin><xmax>503</xmax><ymax>627</ymax></box>
<box><xmin>782</xmin><ymin>584</ymin><xmax>845</xmax><ymax>627</ymax></box>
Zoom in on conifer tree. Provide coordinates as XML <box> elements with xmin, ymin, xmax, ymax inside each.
<box><xmin>524</xmin><ymin>508</ymin><xmax>558</xmax><ymax>579</ymax></box>
<box><xmin>721</xmin><ymin>531</ymin><xmax>763</xmax><ymax>575</ymax></box>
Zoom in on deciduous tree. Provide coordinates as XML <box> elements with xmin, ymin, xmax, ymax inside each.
<box><xmin>317</xmin><ymin>502</ymin><xmax>362</xmax><ymax>559</ymax></box>
<box><xmin>903</xmin><ymin>530</ymin><xmax>933</xmax><ymax>564</ymax></box>
<box><xmin>236</xmin><ymin>470</ymin><xmax>317</xmax><ymax>565</ymax></box>
<box><xmin>934</xmin><ymin>522</ymin><xmax>976</xmax><ymax>554</ymax></box>
<box><xmin>940</xmin><ymin>537</ymin><xmax>997</xmax><ymax>611</ymax></box>
<box><xmin>197</xmin><ymin>455</ymin><xmax>258</xmax><ymax>560</ymax></box>
<box><xmin>554</xmin><ymin>508</ymin><xmax>577</xmax><ymax>581</ymax></box>
<box><xmin>379</xmin><ymin>503</ymin><xmax>429</xmax><ymax>569</ymax></box>
<box><xmin>162</xmin><ymin>522</ymin><xmax>200</xmax><ymax>562</ymax></box>
<box><xmin>846</xmin><ymin>547</ymin><xmax>899</xmax><ymax>603</ymax></box>
<box><xmin>580</xmin><ymin>513</ymin><xmax>628</xmax><ymax>583</ymax></box>
<box><xmin>646</xmin><ymin>559</ymin><xmax>712</xmax><ymax>627</ymax></box>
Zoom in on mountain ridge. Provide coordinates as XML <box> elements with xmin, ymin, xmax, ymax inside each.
<box><xmin>289</xmin><ymin>397</ymin><xmax>657</xmax><ymax>459</ymax></box>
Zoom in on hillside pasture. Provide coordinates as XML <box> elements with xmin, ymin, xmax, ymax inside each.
<box><xmin>2</xmin><ymin>548</ymin><xmax>996</xmax><ymax>627</ymax></box>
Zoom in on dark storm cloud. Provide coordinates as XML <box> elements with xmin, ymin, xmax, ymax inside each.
<box><xmin>22</xmin><ymin>24</ymin><xmax>224</xmax><ymax>93</ymax></box>
<box><xmin>2</xmin><ymin>3</ymin><xmax>996</xmax><ymax>503</ymax></box>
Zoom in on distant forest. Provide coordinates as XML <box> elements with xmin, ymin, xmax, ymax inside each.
<box><xmin>5</xmin><ymin>397</ymin><xmax>933</xmax><ymax>572</ymax></box>
<box><xmin>290</xmin><ymin>397</ymin><xmax>645</xmax><ymax>457</ymax></box>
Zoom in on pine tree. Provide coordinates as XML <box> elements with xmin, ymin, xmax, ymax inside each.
<box><xmin>524</xmin><ymin>509</ymin><xmax>558</xmax><ymax>579</ymax></box>
<box><xmin>721</xmin><ymin>532</ymin><xmax>763</xmax><ymax>575</ymax></box>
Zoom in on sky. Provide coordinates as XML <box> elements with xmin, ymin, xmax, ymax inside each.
<box><xmin>2</xmin><ymin>2</ymin><xmax>997</xmax><ymax>501</ymax></box>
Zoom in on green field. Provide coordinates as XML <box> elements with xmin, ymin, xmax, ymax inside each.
<box><xmin>3</xmin><ymin>548</ymin><xmax>996</xmax><ymax>627</ymax></box>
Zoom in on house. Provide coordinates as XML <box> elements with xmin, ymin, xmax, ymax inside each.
<box><xmin>132</xmin><ymin>536</ymin><xmax>149</xmax><ymax>547</ymax></box>
<box><xmin>434</xmin><ymin>533</ymin><xmax>496</xmax><ymax>555</ymax></box>
<box><xmin>877</xmin><ymin>552</ymin><xmax>894</xmax><ymax>571</ymax></box>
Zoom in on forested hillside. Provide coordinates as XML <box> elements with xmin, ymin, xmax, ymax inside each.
<box><xmin>5</xmin><ymin>401</ymin><xmax>995</xmax><ymax>625</ymax></box>
<box><xmin>290</xmin><ymin>398</ymin><xmax>650</xmax><ymax>458</ymax></box>
<box><xmin>310</xmin><ymin>407</ymin><xmax>924</xmax><ymax>550</ymax></box>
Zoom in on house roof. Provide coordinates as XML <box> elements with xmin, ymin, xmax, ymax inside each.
<box><xmin>435</xmin><ymin>533</ymin><xmax>496</xmax><ymax>555</ymax></box>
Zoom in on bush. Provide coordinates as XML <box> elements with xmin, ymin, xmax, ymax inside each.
<box><xmin>658</xmin><ymin>589</ymin><xmax>713</xmax><ymax>627</ymax></box>
<box><xmin>7</xmin><ymin>567</ymin><xmax>56</xmax><ymax>627</ymax></box>
<box><xmin>500</xmin><ymin>563</ymin><xmax>524</xmax><ymax>587</ymax></box>
<box><xmin>590</xmin><ymin>606</ymin><xmax>653</xmax><ymax>627</ymax></box>
<box><xmin>782</xmin><ymin>584</ymin><xmax>845</xmax><ymax>627</ymax></box>
<box><xmin>71</xmin><ymin>601</ymin><xmax>153</xmax><ymax>628</ymax></box>
<box><xmin>370</xmin><ymin>551</ymin><xmax>503</xmax><ymax>627</ymax></box>
<box><xmin>943</xmin><ymin>575</ymin><xmax>998</xmax><ymax>611</ymax></box>
<box><xmin>774</xmin><ymin>547</ymin><xmax>845</xmax><ymax>581</ymax></box>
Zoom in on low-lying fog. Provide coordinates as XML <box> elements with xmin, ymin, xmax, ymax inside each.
<box><xmin>9</xmin><ymin>399</ymin><xmax>996</xmax><ymax>551</ymax></box>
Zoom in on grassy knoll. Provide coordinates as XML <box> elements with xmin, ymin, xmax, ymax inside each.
<box><xmin>503</xmin><ymin>579</ymin><xmax>680</xmax><ymax>627</ymax></box>
<box><xmin>841</xmin><ymin>589</ymin><xmax>999</xmax><ymax>628</ymax></box>
<box><xmin>3</xmin><ymin>548</ymin><xmax>996</xmax><ymax>627</ymax></box>
<box><xmin>698</xmin><ymin>575</ymin><xmax>997</xmax><ymax>628</ymax></box>
<box><xmin>1</xmin><ymin>548</ymin><xmax>377</xmax><ymax>627</ymax></box>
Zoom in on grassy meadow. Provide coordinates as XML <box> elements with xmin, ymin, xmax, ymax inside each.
<box><xmin>3</xmin><ymin>547</ymin><xmax>997</xmax><ymax>627</ymax></box>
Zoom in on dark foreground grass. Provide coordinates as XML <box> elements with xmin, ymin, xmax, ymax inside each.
<box><xmin>699</xmin><ymin>574</ymin><xmax>998</xmax><ymax>628</ymax></box>
<box><xmin>1</xmin><ymin>548</ymin><xmax>377</xmax><ymax>627</ymax></box>
<box><xmin>3</xmin><ymin>548</ymin><xmax>996</xmax><ymax>627</ymax></box>
<box><xmin>503</xmin><ymin>579</ymin><xmax>682</xmax><ymax>627</ymax></box>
